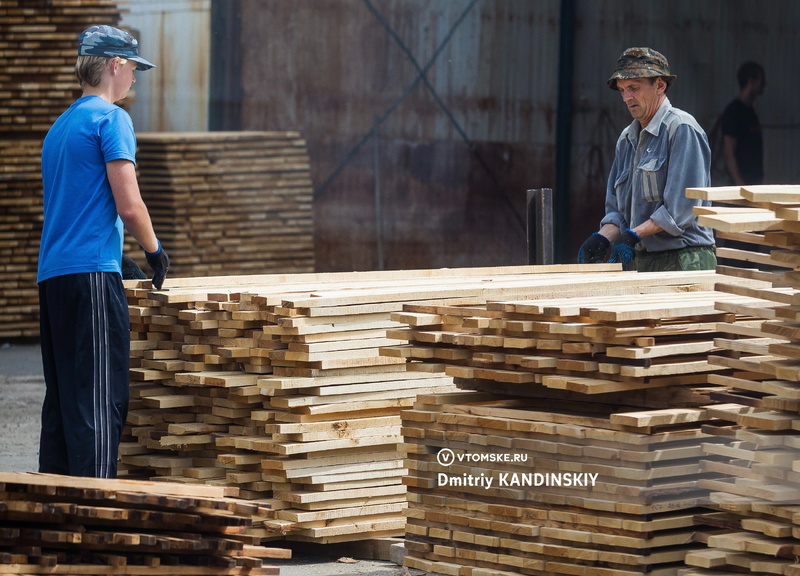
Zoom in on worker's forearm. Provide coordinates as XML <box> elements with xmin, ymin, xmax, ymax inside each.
<box><xmin>121</xmin><ymin>205</ymin><xmax>160</xmax><ymax>254</ymax></box>
<box><xmin>597</xmin><ymin>223</ymin><xmax>621</xmax><ymax>242</ymax></box>
<box><xmin>108</xmin><ymin>159</ymin><xmax>160</xmax><ymax>254</ymax></box>
<box><xmin>630</xmin><ymin>219</ymin><xmax>662</xmax><ymax>239</ymax></box>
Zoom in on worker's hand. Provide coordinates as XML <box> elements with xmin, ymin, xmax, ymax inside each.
<box><xmin>608</xmin><ymin>229</ymin><xmax>640</xmax><ymax>270</ymax></box>
<box><xmin>144</xmin><ymin>241</ymin><xmax>170</xmax><ymax>290</ymax></box>
<box><xmin>121</xmin><ymin>255</ymin><xmax>147</xmax><ymax>280</ymax></box>
<box><xmin>577</xmin><ymin>233</ymin><xmax>611</xmax><ymax>264</ymax></box>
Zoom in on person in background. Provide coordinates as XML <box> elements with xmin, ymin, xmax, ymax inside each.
<box><xmin>37</xmin><ymin>25</ymin><xmax>169</xmax><ymax>478</ymax></box>
<box><xmin>721</xmin><ymin>61</ymin><xmax>766</xmax><ymax>186</ymax></box>
<box><xmin>577</xmin><ymin>47</ymin><xmax>716</xmax><ymax>272</ymax></box>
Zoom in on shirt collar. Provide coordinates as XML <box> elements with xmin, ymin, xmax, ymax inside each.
<box><xmin>643</xmin><ymin>96</ymin><xmax>671</xmax><ymax>136</ymax></box>
<box><xmin>625</xmin><ymin>96</ymin><xmax>672</xmax><ymax>146</ymax></box>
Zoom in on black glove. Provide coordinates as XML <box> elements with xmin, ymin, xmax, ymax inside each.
<box><xmin>608</xmin><ymin>229</ymin><xmax>640</xmax><ymax>270</ymax></box>
<box><xmin>145</xmin><ymin>240</ymin><xmax>170</xmax><ymax>290</ymax></box>
<box><xmin>577</xmin><ymin>232</ymin><xmax>610</xmax><ymax>263</ymax></box>
<box><xmin>121</xmin><ymin>255</ymin><xmax>147</xmax><ymax>280</ymax></box>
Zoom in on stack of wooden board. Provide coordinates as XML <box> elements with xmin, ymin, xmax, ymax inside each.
<box><xmin>0</xmin><ymin>1</ymin><xmax>122</xmax><ymax>339</ymax></box>
<box><xmin>123</xmin><ymin>131</ymin><xmax>315</xmax><ymax>278</ymax></box>
<box><xmin>0</xmin><ymin>140</ymin><xmax>43</xmax><ymax>339</ymax></box>
<box><xmin>0</xmin><ymin>0</ymin><xmax>122</xmax><ymax>135</ymax></box>
<box><xmin>675</xmin><ymin>185</ymin><xmax>800</xmax><ymax>576</ymax></box>
<box><xmin>383</xmin><ymin>290</ymin><xmax>771</xmax><ymax>396</ymax></box>
<box><xmin>402</xmin><ymin>390</ymin><xmax>743</xmax><ymax>576</ymax></box>
<box><xmin>380</xmin><ymin>265</ymin><xmax>797</xmax><ymax>575</ymax></box>
<box><xmin>0</xmin><ymin>471</ymin><xmax>288</xmax><ymax>575</ymax></box>
<box><xmin>119</xmin><ymin>266</ymin><xmax>733</xmax><ymax>545</ymax></box>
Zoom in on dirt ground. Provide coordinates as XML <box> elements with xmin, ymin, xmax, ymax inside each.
<box><xmin>0</xmin><ymin>341</ymin><xmax>424</xmax><ymax>576</ymax></box>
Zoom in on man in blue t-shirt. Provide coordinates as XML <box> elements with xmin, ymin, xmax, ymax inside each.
<box><xmin>38</xmin><ymin>25</ymin><xmax>169</xmax><ymax>478</ymax></box>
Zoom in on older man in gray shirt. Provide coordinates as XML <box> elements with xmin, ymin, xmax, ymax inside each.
<box><xmin>578</xmin><ymin>47</ymin><xmax>716</xmax><ymax>272</ymax></box>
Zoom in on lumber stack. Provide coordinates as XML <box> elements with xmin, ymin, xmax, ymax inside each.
<box><xmin>675</xmin><ymin>185</ymin><xmax>800</xmax><ymax>576</ymax></box>
<box><xmin>0</xmin><ymin>0</ymin><xmax>123</xmax><ymax>135</ymax></box>
<box><xmin>123</xmin><ymin>131</ymin><xmax>315</xmax><ymax>278</ymax></box>
<box><xmin>384</xmin><ymin>290</ymin><xmax>770</xmax><ymax>396</ymax></box>
<box><xmin>0</xmin><ymin>471</ymin><xmax>288</xmax><ymax>575</ymax></box>
<box><xmin>402</xmin><ymin>391</ymin><xmax>744</xmax><ymax>576</ymax></box>
<box><xmin>387</xmin><ymin>275</ymin><xmax>787</xmax><ymax>575</ymax></box>
<box><xmin>0</xmin><ymin>1</ymin><xmax>122</xmax><ymax>339</ymax></box>
<box><xmin>0</xmin><ymin>140</ymin><xmax>43</xmax><ymax>339</ymax></box>
<box><xmin>119</xmin><ymin>266</ymin><xmax>730</xmax><ymax>545</ymax></box>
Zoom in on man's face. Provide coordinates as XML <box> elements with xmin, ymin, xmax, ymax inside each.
<box><xmin>616</xmin><ymin>77</ymin><xmax>666</xmax><ymax>127</ymax></box>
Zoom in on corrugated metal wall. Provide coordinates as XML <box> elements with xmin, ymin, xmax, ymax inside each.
<box><xmin>125</xmin><ymin>0</ymin><xmax>800</xmax><ymax>272</ymax></box>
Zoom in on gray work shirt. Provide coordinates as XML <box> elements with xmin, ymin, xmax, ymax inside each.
<box><xmin>601</xmin><ymin>97</ymin><xmax>715</xmax><ymax>253</ymax></box>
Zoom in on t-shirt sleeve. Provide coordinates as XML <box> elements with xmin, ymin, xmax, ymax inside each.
<box><xmin>98</xmin><ymin>108</ymin><xmax>137</xmax><ymax>165</ymax></box>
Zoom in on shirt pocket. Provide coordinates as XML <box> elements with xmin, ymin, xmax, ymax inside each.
<box><xmin>638</xmin><ymin>157</ymin><xmax>666</xmax><ymax>202</ymax></box>
<box><xmin>613</xmin><ymin>168</ymin><xmax>631</xmax><ymax>213</ymax></box>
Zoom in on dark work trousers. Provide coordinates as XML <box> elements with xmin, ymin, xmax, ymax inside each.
<box><xmin>38</xmin><ymin>272</ymin><xmax>130</xmax><ymax>478</ymax></box>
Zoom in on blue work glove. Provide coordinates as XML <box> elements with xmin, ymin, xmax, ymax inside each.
<box><xmin>121</xmin><ymin>255</ymin><xmax>147</xmax><ymax>280</ymax></box>
<box><xmin>577</xmin><ymin>232</ymin><xmax>611</xmax><ymax>263</ymax></box>
<box><xmin>608</xmin><ymin>229</ymin><xmax>640</xmax><ymax>270</ymax></box>
<box><xmin>145</xmin><ymin>240</ymin><xmax>170</xmax><ymax>290</ymax></box>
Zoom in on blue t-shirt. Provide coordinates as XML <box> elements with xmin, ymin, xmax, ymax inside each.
<box><xmin>38</xmin><ymin>96</ymin><xmax>137</xmax><ymax>283</ymax></box>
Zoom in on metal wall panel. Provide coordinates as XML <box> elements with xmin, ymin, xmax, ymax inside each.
<box><xmin>238</xmin><ymin>0</ymin><xmax>560</xmax><ymax>271</ymax></box>
<box><xmin>120</xmin><ymin>0</ymin><xmax>211</xmax><ymax>132</ymax></box>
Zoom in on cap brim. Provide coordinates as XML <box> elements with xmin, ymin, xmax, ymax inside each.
<box><xmin>607</xmin><ymin>73</ymin><xmax>676</xmax><ymax>90</ymax></box>
<box><xmin>130</xmin><ymin>56</ymin><xmax>156</xmax><ymax>71</ymax></box>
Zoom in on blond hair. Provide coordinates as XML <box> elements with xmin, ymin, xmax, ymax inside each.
<box><xmin>75</xmin><ymin>55</ymin><xmax>119</xmax><ymax>88</ymax></box>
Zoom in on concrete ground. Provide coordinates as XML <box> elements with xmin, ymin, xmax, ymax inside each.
<box><xmin>0</xmin><ymin>341</ymin><xmax>425</xmax><ymax>576</ymax></box>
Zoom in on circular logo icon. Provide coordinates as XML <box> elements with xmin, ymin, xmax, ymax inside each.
<box><xmin>437</xmin><ymin>448</ymin><xmax>455</xmax><ymax>467</ymax></box>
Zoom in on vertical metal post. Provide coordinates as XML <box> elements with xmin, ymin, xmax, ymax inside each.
<box><xmin>527</xmin><ymin>188</ymin><xmax>554</xmax><ymax>265</ymax></box>
<box><xmin>373</xmin><ymin>116</ymin><xmax>385</xmax><ymax>270</ymax></box>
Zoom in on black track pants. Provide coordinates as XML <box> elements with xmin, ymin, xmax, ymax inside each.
<box><xmin>38</xmin><ymin>272</ymin><xmax>130</xmax><ymax>478</ymax></box>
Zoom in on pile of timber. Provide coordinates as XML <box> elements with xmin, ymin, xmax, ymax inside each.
<box><xmin>402</xmin><ymin>390</ymin><xmax>743</xmax><ymax>576</ymax></box>
<box><xmin>0</xmin><ymin>140</ymin><xmax>43</xmax><ymax>339</ymax></box>
<box><xmin>0</xmin><ymin>2</ymin><xmax>122</xmax><ymax>339</ymax></box>
<box><xmin>675</xmin><ymin>185</ymin><xmax>800</xmax><ymax>576</ymax></box>
<box><xmin>385</xmin><ymin>273</ymin><xmax>787</xmax><ymax>575</ymax></box>
<box><xmin>384</xmin><ymin>289</ymin><xmax>770</xmax><ymax>396</ymax></box>
<box><xmin>123</xmin><ymin>131</ymin><xmax>315</xmax><ymax>278</ymax></box>
<box><xmin>120</xmin><ymin>266</ymin><xmax>731</xmax><ymax>544</ymax></box>
<box><xmin>0</xmin><ymin>0</ymin><xmax>122</xmax><ymax>135</ymax></box>
<box><xmin>0</xmin><ymin>471</ymin><xmax>288</xmax><ymax>575</ymax></box>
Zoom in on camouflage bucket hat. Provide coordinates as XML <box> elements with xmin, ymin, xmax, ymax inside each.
<box><xmin>607</xmin><ymin>47</ymin><xmax>675</xmax><ymax>90</ymax></box>
<box><xmin>78</xmin><ymin>25</ymin><xmax>156</xmax><ymax>71</ymax></box>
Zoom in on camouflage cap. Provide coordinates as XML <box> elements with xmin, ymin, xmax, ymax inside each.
<box><xmin>607</xmin><ymin>47</ymin><xmax>675</xmax><ymax>90</ymax></box>
<box><xmin>78</xmin><ymin>25</ymin><xmax>156</xmax><ymax>71</ymax></box>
